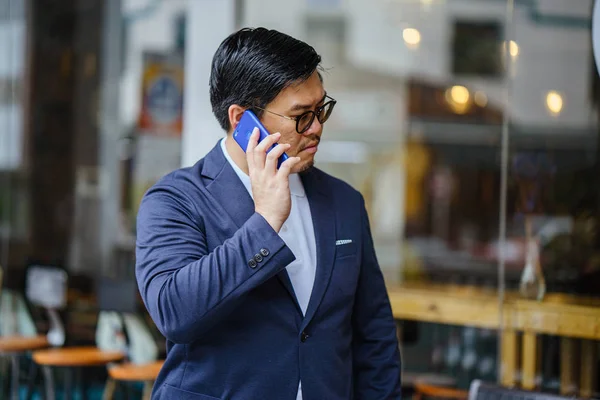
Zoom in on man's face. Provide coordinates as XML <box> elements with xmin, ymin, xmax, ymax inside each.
<box><xmin>260</xmin><ymin>71</ymin><xmax>326</xmax><ymax>173</ymax></box>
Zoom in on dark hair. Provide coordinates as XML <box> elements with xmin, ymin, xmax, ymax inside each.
<box><xmin>210</xmin><ymin>27</ymin><xmax>322</xmax><ymax>131</ymax></box>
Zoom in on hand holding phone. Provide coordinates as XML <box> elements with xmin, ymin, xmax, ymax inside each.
<box><xmin>233</xmin><ymin>110</ymin><xmax>289</xmax><ymax>168</ymax></box>
<box><xmin>243</xmin><ymin>127</ymin><xmax>300</xmax><ymax>232</ymax></box>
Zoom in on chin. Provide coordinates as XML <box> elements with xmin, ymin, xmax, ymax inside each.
<box><xmin>293</xmin><ymin>159</ymin><xmax>314</xmax><ymax>174</ymax></box>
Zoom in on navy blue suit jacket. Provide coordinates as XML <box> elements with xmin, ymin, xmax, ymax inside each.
<box><xmin>135</xmin><ymin>142</ymin><xmax>401</xmax><ymax>400</ymax></box>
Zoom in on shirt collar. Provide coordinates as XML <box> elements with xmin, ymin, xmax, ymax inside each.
<box><xmin>220</xmin><ymin>138</ymin><xmax>305</xmax><ymax>197</ymax></box>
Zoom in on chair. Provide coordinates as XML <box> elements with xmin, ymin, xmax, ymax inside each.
<box><xmin>30</xmin><ymin>267</ymin><xmax>125</xmax><ymax>400</ymax></box>
<box><xmin>95</xmin><ymin>277</ymin><xmax>164</xmax><ymax>400</ymax></box>
<box><xmin>95</xmin><ymin>277</ymin><xmax>157</xmax><ymax>363</ymax></box>
<box><xmin>468</xmin><ymin>380</ymin><xmax>577</xmax><ymax>400</ymax></box>
<box><xmin>103</xmin><ymin>360</ymin><xmax>164</xmax><ymax>400</ymax></box>
<box><xmin>0</xmin><ymin>265</ymin><xmax>38</xmax><ymax>338</ymax></box>
<box><xmin>0</xmin><ymin>335</ymin><xmax>49</xmax><ymax>399</ymax></box>
<box><xmin>0</xmin><ymin>264</ymin><xmax>52</xmax><ymax>400</ymax></box>
<box><xmin>25</xmin><ymin>265</ymin><xmax>68</xmax><ymax>347</ymax></box>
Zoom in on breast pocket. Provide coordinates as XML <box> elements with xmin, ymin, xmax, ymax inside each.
<box><xmin>332</xmin><ymin>241</ymin><xmax>360</xmax><ymax>299</ymax></box>
<box><xmin>335</xmin><ymin>241</ymin><xmax>357</xmax><ymax>259</ymax></box>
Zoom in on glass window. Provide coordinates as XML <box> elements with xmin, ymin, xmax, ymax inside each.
<box><xmin>240</xmin><ymin>0</ymin><xmax>600</xmax><ymax>394</ymax></box>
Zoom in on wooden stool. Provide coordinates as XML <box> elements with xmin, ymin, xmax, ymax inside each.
<box><xmin>0</xmin><ymin>335</ymin><xmax>49</xmax><ymax>400</ymax></box>
<box><xmin>414</xmin><ymin>380</ymin><xmax>469</xmax><ymax>400</ymax></box>
<box><xmin>33</xmin><ymin>346</ymin><xmax>124</xmax><ymax>400</ymax></box>
<box><xmin>103</xmin><ymin>360</ymin><xmax>164</xmax><ymax>400</ymax></box>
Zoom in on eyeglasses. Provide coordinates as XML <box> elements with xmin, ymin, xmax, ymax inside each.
<box><xmin>254</xmin><ymin>95</ymin><xmax>337</xmax><ymax>134</ymax></box>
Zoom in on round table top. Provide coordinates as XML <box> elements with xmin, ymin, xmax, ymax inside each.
<box><xmin>109</xmin><ymin>360</ymin><xmax>165</xmax><ymax>381</ymax></box>
<box><xmin>0</xmin><ymin>335</ymin><xmax>49</xmax><ymax>353</ymax></box>
<box><xmin>33</xmin><ymin>346</ymin><xmax>125</xmax><ymax>367</ymax></box>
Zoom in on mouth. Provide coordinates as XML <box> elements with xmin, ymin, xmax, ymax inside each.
<box><xmin>301</xmin><ymin>141</ymin><xmax>320</xmax><ymax>154</ymax></box>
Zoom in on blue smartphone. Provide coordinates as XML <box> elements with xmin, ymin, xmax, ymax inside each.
<box><xmin>233</xmin><ymin>110</ymin><xmax>289</xmax><ymax>168</ymax></box>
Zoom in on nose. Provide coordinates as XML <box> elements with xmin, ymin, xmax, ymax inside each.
<box><xmin>303</xmin><ymin>116</ymin><xmax>322</xmax><ymax>135</ymax></box>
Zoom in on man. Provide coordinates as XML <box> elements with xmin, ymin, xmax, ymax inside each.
<box><xmin>136</xmin><ymin>27</ymin><xmax>401</xmax><ymax>400</ymax></box>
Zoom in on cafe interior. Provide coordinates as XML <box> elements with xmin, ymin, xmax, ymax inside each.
<box><xmin>1</xmin><ymin>0</ymin><xmax>600</xmax><ymax>398</ymax></box>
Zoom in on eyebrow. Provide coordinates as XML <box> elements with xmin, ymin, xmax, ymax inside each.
<box><xmin>289</xmin><ymin>92</ymin><xmax>327</xmax><ymax>112</ymax></box>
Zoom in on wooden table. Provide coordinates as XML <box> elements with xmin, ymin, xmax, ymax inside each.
<box><xmin>32</xmin><ymin>346</ymin><xmax>124</xmax><ymax>367</ymax></box>
<box><xmin>0</xmin><ymin>335</ymin><xmax>49</xmax><ymax>400</ymax></box>
<box><xmin>33</xmin><ymin>346</ymin><xmax>125</xmax><ymax>400</ymax></box>
<box><xmin>0</xmin><ymin>335</ymin><xmax>49</xmax><ymax>353</ymax></box>
<box><xmin>387</xmin><ymin>284</ymin><xmax>600</xmax><ymax>398</ymax></box>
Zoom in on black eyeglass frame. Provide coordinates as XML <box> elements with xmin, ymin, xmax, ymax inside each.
<box><xmin>253</xmin><ymin>95</ymin><xmax>337</xmax><ymax>134</ymax></box>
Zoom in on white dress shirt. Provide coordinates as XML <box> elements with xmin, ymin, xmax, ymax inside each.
<box><xmin>220</xmin><ymin>139</ymin><xmax>316</xmax><ymax>400</ymax></box>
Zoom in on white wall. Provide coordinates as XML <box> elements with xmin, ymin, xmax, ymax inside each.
<box><xmin>242</xmin><ymin>0</ymin><xmax>306</xmax><ymax>39</ymax></box>
<box><xmin>181</xmin><ymin>0</ymin><xmax>236</xmax><ymax>167</ymax></box>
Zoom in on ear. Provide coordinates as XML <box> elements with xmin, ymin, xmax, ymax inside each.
<box><xmin>227</xmin><ymin>104</ymin><xmax>246</xmax><ymax>134</ymax></box>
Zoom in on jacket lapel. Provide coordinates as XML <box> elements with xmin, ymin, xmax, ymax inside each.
<box><xmin>300</xmin><ymin>169</ymin><xmax>336</xmax><ymax>330</ymax></box>
<box><xmin>201</xmin><ymin>142</ymin><xmax>255</xmax><ymax>229</ymax></box>
<box><xmin>201</xmin><ymin>141</ymin><xmax>301</xmax><ymax>311</ymax></box>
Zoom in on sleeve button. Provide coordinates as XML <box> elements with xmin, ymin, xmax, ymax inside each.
<box><xmin>248</xmin><ymin>259</ymin><xmax>257</xmax><ymax>268</ymax></box>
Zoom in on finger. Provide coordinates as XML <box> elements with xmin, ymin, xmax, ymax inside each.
<box><xmin>246</xmin><ymin>127</ymin><xmax>259</xmax><ymax>153</ymax></box>
<box><xmin>277</xmin><ymin>156</ymin><xmax>301</xmax><ymax>179</ymax></box>
<box><xmin>265</xmin><ymin>143</ymin><xmax>291</xmax><ymax>171</ymax></box>
<box><xmin>253</xmin><ymin>132</ymin><xmax>280</xmax><ymax>169</ymax></box>
<box><xmin>246</xmin><ymin>128</ymin><xmax>259</xmax><ymax>171</ymax></box>
<box><xmin>255</xmin><ymin>132</ymin><xmax>281</xmax><ymax>153</ymax></box>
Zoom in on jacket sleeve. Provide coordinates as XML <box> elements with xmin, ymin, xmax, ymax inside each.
<box><xmin>135</xmin><ymin>183</ymin><xmax>295</xmax><ymax>344</ymax></box>
<box><xmin>352</xmin><ymin>196</ymin><xmax>402</xmax><ymax>399</ymax></box>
